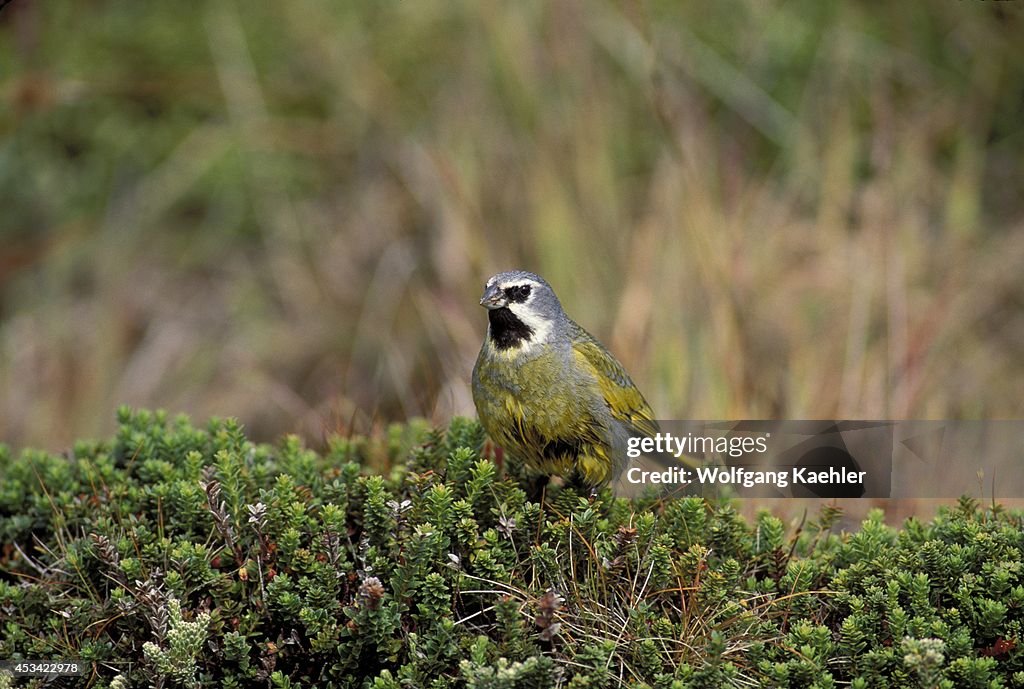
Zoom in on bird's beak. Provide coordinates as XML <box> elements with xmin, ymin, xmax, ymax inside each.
<box><xmin>479</xmin><ymin>284</ymin><xmax>506</xmax><ymax>309</ymax></box>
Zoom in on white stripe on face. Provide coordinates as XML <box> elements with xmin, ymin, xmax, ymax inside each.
<box><xmin>497</xmin><ymin>281</ymin><xmax>553</xmax><ymax>352</ymax></box>
<box><xmin>506</xmin><ymin>303</ymin><xmax>554</xmax><ymax>352</ymax></box>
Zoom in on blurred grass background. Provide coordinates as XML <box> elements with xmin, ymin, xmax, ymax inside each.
<box><xmin>1</xmin><ymin>0</ymin><xmax>1022</xmax><ymax>453</ymax></box>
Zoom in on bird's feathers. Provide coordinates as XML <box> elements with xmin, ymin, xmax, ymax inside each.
<box><xmin>568</xmin><ymin>321</ymin><xmax>659</xmax><ymax>439</ymax></box>
<box><xmin>472</xmin><ymin>270</ymin><xmax>657</xmax><ymax>489</ymax></box>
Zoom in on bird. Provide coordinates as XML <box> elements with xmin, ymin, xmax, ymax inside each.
<box><xmin>471</xmin><ymin>270</ymin><xmax>658</xmax><ymax>491</ymax></box>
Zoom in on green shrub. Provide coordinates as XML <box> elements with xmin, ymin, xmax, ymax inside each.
<box><xmin>0</xmin><ymin>409</ymin><xmax>1021</xmax><ymax>687</ymax></box>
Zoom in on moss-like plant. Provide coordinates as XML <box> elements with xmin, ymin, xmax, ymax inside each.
<box><xmin>0</xmin><ymin>408</ymin><xmax>1022</xmax><ymax>688</ymax></box>
<box><xmin>142</xmin><ymin>597</ymin><xmax>210</xmax><ymax>687</ymax></box>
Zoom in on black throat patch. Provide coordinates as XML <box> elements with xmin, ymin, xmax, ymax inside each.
<box><xmin>488</xmin><ymin>307</ymin><xmax>534</xmax><ymax>350</ymax></box>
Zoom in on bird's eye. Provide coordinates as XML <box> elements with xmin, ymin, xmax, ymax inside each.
<box><xmin>504</xmin><ymin>284</ymin><xmax>532</xmax><ymax>303</ymax></box>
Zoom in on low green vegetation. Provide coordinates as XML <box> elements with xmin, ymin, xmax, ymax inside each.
<box><xmin>0</xmin><ymin>409</ymin><xmax>1022</xmax><ymax>688</ymax></box>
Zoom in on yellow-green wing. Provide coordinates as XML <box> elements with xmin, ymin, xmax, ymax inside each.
<box><xmin>568</xmin><ymin>321</ymin><xmax>659</xmax><ymax>437</ymax></box>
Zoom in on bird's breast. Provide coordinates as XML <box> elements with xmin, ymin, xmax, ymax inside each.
<box><xmin>473</xmin><ymin>344</ymin><xmax>597</xmax><ymax>441</ymax></box>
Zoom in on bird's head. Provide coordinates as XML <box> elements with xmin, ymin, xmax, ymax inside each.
<box><xmin>479</xmin><ymin>270</ymin><xmax>566</xmax><ymax>351</ymax></box>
